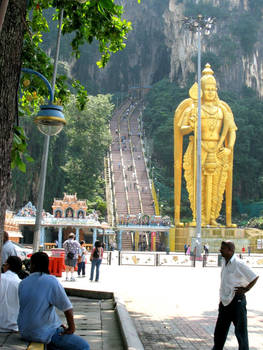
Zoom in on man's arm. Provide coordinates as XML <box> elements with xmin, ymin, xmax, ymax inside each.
<box><xmin>62</xmin><ymin>308</ymin><xmax>75</xmax><ymax>334</ymax></box>
<box><xmin>234</xmin><ymin>276</ymin><xmax>259</xmax><ymax>295</ymax></box>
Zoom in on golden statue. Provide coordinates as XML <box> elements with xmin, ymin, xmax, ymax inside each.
<box><xmin>174</xmin><ymin>64</ymin><xmax>237</xmax><ymax>227</ymax></box>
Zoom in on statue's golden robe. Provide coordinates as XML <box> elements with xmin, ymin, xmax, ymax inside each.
<box><xmin>174</xmin><ymin>64</ymin><xmax>237</xmax><ymax>227</ymax></box>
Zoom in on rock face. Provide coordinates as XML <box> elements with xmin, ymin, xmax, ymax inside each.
<box><xmin>75</xmin><ymin>0</ymin><xmax>171</xmax><ymax>93</ymax></box>
<box><xmin>163</xmin><ymin>0</ymin><xmax>263</xmax><ymax>96</ymax></box>
<box><xmin>72</xmin><ymin>0</ymin><xmax>263</xmax><ymax>97</ymax></box>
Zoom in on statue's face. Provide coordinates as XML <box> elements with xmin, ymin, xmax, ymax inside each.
<box><xmin>203</xmin><ymin>83</ymin><xmax>217</xmax><ymax>102</ymax></box>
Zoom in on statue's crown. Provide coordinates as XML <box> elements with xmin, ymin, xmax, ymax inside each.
<box><xmin>201</xmin><ymin>63</ymin><xmax>216</xmax><ymax>88</ymax></box>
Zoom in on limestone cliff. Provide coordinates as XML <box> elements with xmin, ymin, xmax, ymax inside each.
<box><xmin>164</xmin><ymin>0</ymin><xmax>263</xmax><ymax>96</ymax></box>
<box><xmin>71</xmin><ymin>0</ymin><xmax>263</xmax><ymax>97</ymax></box>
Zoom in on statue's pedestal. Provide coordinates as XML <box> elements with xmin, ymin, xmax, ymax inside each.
<box><xmin>172</xmin><ymin>226</ymin><xmax>249</xmax><ymax>253</ymax></box>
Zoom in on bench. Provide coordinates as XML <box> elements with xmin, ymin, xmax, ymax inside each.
<box><xmin>44</xmin><ymin>243</ymin><xmax>57</xmax><ymax>250</ymax></box>
<box><xmin>27</xmin><ymin>343</ymin><xmax>45</xmax><ymax>350</ymax></box>
<box><xmin>0</xmin><ymin>333</ymin><xmax>45</xmax><ymax>350</ymax></box>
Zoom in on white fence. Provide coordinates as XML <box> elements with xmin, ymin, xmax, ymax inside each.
<box><xmin>90</xmin><ymin>251</ymin><xmax>263</xmax><ymax>268</ymax></box>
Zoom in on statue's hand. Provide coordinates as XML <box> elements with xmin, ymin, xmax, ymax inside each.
<box><xmin>189</xmin><ymin>115</ymin><xmax>196</xmax><ymax>129</ymax></box>
<box><xmin>218</xmin><ymin>147</ymin><xmax>231</xmax><ymax>159</ymax></box>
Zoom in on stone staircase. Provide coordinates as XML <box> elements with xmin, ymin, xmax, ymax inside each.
<box><xmin>107</xmin><ymin>100</ymin><xmax>157</xmax><ymax>250</ymax></box>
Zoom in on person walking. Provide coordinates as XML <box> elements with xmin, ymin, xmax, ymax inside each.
<box><xmin>248</xmin><ymin>245</ymin><xmax>251</xmax><ymax>256</ymax></box>
<box><xmin>212</xmin><ymin>240</ymin><xmax>259</xmax><ymax>350</ymax></box>
<box><xmin>89</xmin><ymin>241</ymin><xmax>103</xmax><ymax>282</ymax></box>
<box><xmin>184</xmin><ymin>243</ymin><xmax>188</xmax><ymax>255</ymax></box>
<box><xmin>18</xmin><ymin>252</ymin><xmax>90</xmax><ymax>350</ymax></box>
<box><xmin>0</xmin><ymin>256</ymin><xmax>22</xmax><ymax>332</ymax></box>
<box><xmin>204</xmin><ymin>243</ymin><xmax>209</xmax><ymax>256</ymax></box>
<box><xmin>63</xmin><ymin>233</ymin><xmax>80</xmax><ymax>281</ymax></box>
<box><xmin>77</xmin><ymin>241</ymin><xmax>87</xmax><ymax>278</ymax></box>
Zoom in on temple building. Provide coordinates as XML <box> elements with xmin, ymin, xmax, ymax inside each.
<box><xmin>52</xmin><ymin>193</ymin><xmax>87</xmax><ymax>219</ymax></box>
<box><xmin>4</xmin><ymin>210</ymin><xmax>22</xmax><ymax>243</ymax></box>
<box><xmin>14</xmin><ymin>193</ymin><xmax>113</xmax><ymax>249</ymax></box>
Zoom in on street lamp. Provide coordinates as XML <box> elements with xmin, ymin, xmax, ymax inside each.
<box><xmin>30</xmin><ymin>9</ymin><xmax>65</xmax><ymax>252</ymax></box>
<box><xmin>22</xmin><ymin>68</ymin><xmax>66</xmax><ymax>136</ymax></box>
<box><xmin>21</xmin><ymin>68</ymin><xmax>66</xmax><ymax>253</ymax></box>
<box><xmin>182</xmin><ymin>14</ymin><xmax>216</xmax><ymax>258</ymax></box>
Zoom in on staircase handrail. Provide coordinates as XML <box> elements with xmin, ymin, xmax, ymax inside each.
<box><xmin>137</xmin><ymin>108</ymin><xmax>156</xmax><ymax>212</ymax></box>
<box><xmin>104</xmin><ymin>156</ymin><xmax>113</xmax><ymax>226</ymax></box>
<box><xmin>109</xmin><ymin>145</ymin><xmax>118</xmax><ymax>225</ymax></box>
<box><xmin>128</xmin><ymin>104</ymin><xmax>143</xmax><ymax>214</ymax></box>
<box><xmin>151</xmin><ymin>180</ymin><xmax>160</xmax><ymax>216</ymax></box>
<box><xmin>118</xmin><ymin>107</ymin><xmax>130</xmax><ymax>215</ymax></box>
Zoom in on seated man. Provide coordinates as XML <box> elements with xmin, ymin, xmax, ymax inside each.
<box><xmin>0</xmin><ymin>256</ymin><xmax>22</xmax><ymax>332</ymax></box>
<box><xmin>18</xmin><ymin>252</ymin><xmax>89</xmax><ymax>350</ymax></box>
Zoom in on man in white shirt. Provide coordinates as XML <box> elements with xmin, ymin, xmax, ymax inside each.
<box><xmin>0</xmin><ymin>256</ymin><xmax>22</xmax><ymax>332</ymax></box>
<box><xmin>212</xmin><ymin>241</ymin><xmax>259</xmax><ymax>350</ymax></box>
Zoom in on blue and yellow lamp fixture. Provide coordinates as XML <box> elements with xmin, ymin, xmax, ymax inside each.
<box><xmin>21</xmin><ymin>68</ymin><xmax>66</xmax><ymax>136</ymax></box>
<box><xmin>35</xmin><ymin>104</ymin><xmax>66</xmax><ymax>136</ymax></box>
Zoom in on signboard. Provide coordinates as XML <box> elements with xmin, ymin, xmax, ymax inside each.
<box><xmin>105</xmin><ymin>230</ymin><xmax>115</xmax><ymax>235</ymax></box>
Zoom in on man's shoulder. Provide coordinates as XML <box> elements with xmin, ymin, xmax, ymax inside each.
<box><xmin>1</xmin><ymin>271</ymin><xmax>20</xmax><ymax>284</ymax></box>
<box><xmin>233</xmin><ymin>255</ymin><xmax>246</xmax><ymax>266</ymax></box>
<box><xmin>232</xmin><ymin>255</ymin><xmax>255</xmax><ymax>273</ymax></box>
<box><xmin>4</xmin><ymin>240</ymin><xmax>14</xmax><ymax>249</ymax></box>
<box><xmin>21</xmin><ymin>273</ymin><xmax>58</xmax><ymax>285</ymax></box>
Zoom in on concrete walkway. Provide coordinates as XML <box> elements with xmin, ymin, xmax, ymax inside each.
<box><xmin>60</xmin><ymin>264</ymin><xmax>263</xmax><ymax>350</ymax></box>
<box><xmin>1</xmin><ymin>263</ymin><xmax>262</xmax><ymax>349</ymax></box>
<box><xmin>0</xmin><ymin>296</ymin><xmax>124</xmax><ymax>350</ymax></box>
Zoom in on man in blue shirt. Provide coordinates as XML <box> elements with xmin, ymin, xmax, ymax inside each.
<box><xmin>18</xmin><ymin>252</ymin><xmax>90</xmax><ymax>350</ymax></box>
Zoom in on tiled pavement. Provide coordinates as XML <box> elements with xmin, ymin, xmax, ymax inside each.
<box><xmin>57</xmin><ymin>297</ymin><xmax>124</xmax><ymax>350</ymax></box>
<box><xmin>2</xmin><ymin>263</ymin><xmax>262</xmax><ymax>349</ymax></box>
<box><xmin>62</xmin><ymin>263</ymin><xmax>263</xmax><ymax>350</ymax></box>
<box><xmin>0</xmin><ymin>297</ymin><xmax>124</xmax><ymax>350</ymax></box>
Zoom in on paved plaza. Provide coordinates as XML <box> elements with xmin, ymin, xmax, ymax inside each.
<box><xmin>60</xmin><ymin>262</ymin><xmax>263</xmax><ymax>350</ymax></box>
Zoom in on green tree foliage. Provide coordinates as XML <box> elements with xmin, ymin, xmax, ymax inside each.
<box><xmin>62</xmin><ymin>94</ymin><xmax>113</xmax><ymax>202</ymax></box>
<box><xmin>11</xmin><ymin>0</ymin><xmax>139</xmax><ymax>172</ymax></box>
<box><xmin>26</xmin><ymin>0</ymin><xmax>134</xmax><ymax>67</ymax></box>
<box><xmin>87</xmin><ymin>195</ymin><xmax>107</xmax><ymax>220</ymax></box>
<box><xmin>12</xmin><ymin>93</ymin><xmax>113</xmax><ymax>211</ymax></box>
<box><xmin>143</xmin><ymin>79</ymin><xmax>263</xmax><ymax>221</ymax></box>
<box><xmin>5</xmin><ymin>0</ymin><xmax>140</xmax><ymax>214</ymax></box>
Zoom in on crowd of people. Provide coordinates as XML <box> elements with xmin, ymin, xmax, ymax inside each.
<box><xmin>0</xmin><ymin>231</ymin><xmax>106</xmax><ymax>349</ymax></box>
<box><xmin>0</xmin><ymin>233</ymin><xmax>259</xmax><ymax>350</ymax></box>
<box><xmin>118</xmin><ymin>214</ymin><xmax>171</xmax><ymax>226</ymax></box>
<box><xmin>62</xmin><ymin>233</ymin><xmax>104</xmax><ymax>282</ymax></box>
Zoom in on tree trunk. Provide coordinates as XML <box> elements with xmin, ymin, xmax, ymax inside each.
<box><xmin>0</xmin><ymin>0</ymin><xmax>27</xmax><ymax>265</ymax></box>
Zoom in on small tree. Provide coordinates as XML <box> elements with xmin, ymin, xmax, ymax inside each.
<box><xmin>0</xmin><ymin>0</ymin><xmax>139</xmax><ymax>260</ymax></box>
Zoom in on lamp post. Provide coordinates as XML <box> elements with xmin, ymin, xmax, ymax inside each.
<box><xmin>29</xmin><ymin>8</ymin><xmax>64</xmax><ymax>252</ymax></box>
<box><xmin>21</xmin><ymin>68</ymin><xmax>66</xmax><ymax>253</ymax></box>
<box><xmin>182</xmin><ymin>14</ymin><xmax>216</xmax><ymax>258</ymax></box>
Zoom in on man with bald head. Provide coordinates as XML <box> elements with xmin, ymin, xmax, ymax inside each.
<box><xmin>212</xmin><ymin>241</ymin><xmax>259</xmax><ymax>350</ymax></box>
